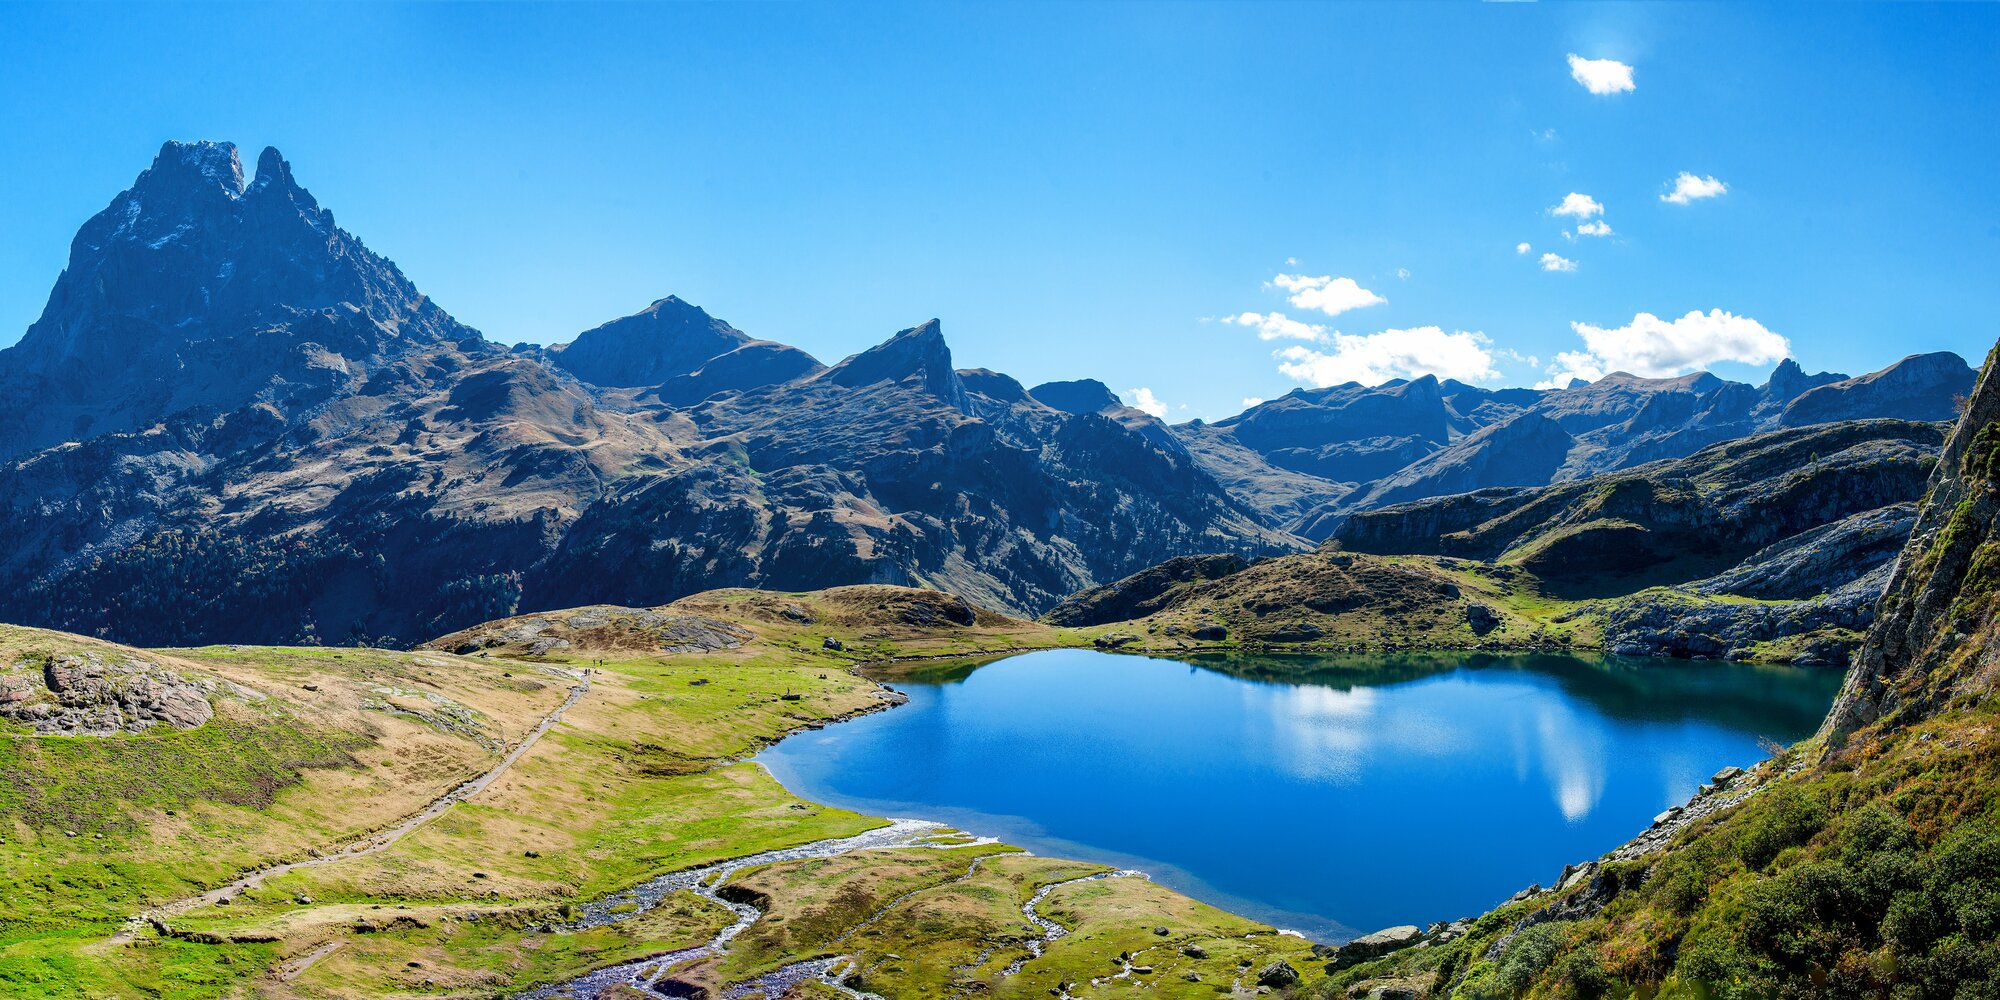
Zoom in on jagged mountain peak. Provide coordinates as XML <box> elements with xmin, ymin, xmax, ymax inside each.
<box><xmin>823</xmin><ymin>319</ymin><xmax>960</xmax><ymax>396</ymax></box>
<box><xmin>0</xmin><ymin>139</ymin><xmax>477</xmax><ymax>459</ymax></box>
<box><xmin>142</xmin><ymin>139</ymin><xmax>248</xmax><ymax>198</ymax></box>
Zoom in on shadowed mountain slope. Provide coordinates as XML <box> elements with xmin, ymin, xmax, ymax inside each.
<box><xmin>0</xmin><ymin>142</ymin><xmax>1297</xmax><ymax>647</ymax></box>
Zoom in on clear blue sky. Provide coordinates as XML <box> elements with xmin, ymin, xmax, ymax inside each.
<box><xmin>2</xmin><ymin>3</ymin><xmax>1995</xmax><ymax>420</ymax></box>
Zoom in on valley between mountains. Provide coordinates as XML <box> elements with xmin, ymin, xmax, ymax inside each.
<box><xmin>1</xmin><ymin>139</ymin><xmax>1997</xmax><ymax>1000</ymax></box>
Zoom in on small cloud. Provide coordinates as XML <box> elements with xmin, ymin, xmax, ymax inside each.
<box><xmin>1224</xmin><ymin>311</ymin><xmax>1325</xmax><ymax>341</ymax></box>
<box><xmin>1536</xmin><ymin>351</ymin><xmax>1608</xmax><ymax>390</ymax></box>
<box><xmin>1395</xmin><ymin>267</ymin><xmax>1412</xmax><ymax>281</ymax></box>
<box><xmin>1575</xmin><ymin>220</ymin><xmax>1612</xmax><ymax>237</ymax></box>
<box><xmin>1662</xmin><ymin>172</ymin><xmax>1728</xmax><ymax>204</ymax></box>
<box><xmin>1123</xmin><ymin>387</ymin><xmax>1169</xmax><ymax>419</ymax></box>
<box><xmin>1540</xmin><ymin>252</ymin><xmax>1578</xmax><ymax>273</ymax></box>
<box><xmin>1568</xmin><ymin>53</ymin><xmax>1635</xmax><ymax>95</ymax></box>
<box><xmin>1270</xmin><ymin>273</ymin><xmax>1387</xmax><ymax>317</ymax></box>
<box><xmin>1275</xmin><ymin>326</ymin><xmax>1502</xmax><ymax>388</ymax></box>
<box><xmin>1516</xmin><ymin>242</ymin><xmax>1533</xmax><ymax>255</ymax></box>
<box><xmin>1284</xmin><ymin>256</ymin><xmax>1299</xmax><ymax>266</ymax></box>
<box><xmin>1540</xmin><ymin>308</ymin><xmax>1789</xmax><ymax>387</ymax></box>
<box><xmin>1532</xmin><ymin>127</ymin><xmax>1558</xmax><ymax>141</ymax></box>
<box><xmin>1242</xmin><ymin>397</ymin><xmax>1264</xmax><ymax>408</ymax></box>
<box><xmin>1551</xmin><ymin>192</ymin><xmax>1604</xmax><ymax>219</ymax></box>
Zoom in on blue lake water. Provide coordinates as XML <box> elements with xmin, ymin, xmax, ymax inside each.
<box><xmin>755</xmin><ymin>648</ymin><xmax>1843</xmax><ymax>941</ymax></box>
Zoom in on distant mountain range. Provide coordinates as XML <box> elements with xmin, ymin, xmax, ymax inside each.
<box><xmin>1178</xmin><ymin>351</ymin><xmax>1971</xmax><ymax>538</ymax></box>
<box><xmin>0</xmin><ymin>141</ymin><xmax>1973</xmax><ymax>646</ymax></box>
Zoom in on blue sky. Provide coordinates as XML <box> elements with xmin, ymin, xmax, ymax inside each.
<box><xmin>1</xmin><ymin>3</ymin><xmax>1995</xmax><ymax>420</ymax></box>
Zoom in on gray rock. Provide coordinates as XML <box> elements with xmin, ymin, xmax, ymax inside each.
<box><xmin>1466</xmin><ymin>603</ymin><xmax>1501</xmax><ymax>636</ymax></box>
<box><xmin>1255</xmin><ymin>960</ymin><xmax>1300</xmax><ymax>987</ymax></box>
<box><xmin>0</xmin><ymin>652</ymin><xmax>213</xmax><ymax>735</ymax></box>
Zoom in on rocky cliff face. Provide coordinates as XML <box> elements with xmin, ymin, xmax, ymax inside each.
<box><xmin>1824</xmin><ymin>347</ymin><xmax>2000</xmax><ymax>742</ymax></box>
<box><xmin>0</xmin><ymin>141</ymin><xmax>484</xmax><ymax>461</ymax></box>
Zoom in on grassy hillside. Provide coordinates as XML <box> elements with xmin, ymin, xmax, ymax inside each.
<box><xmin>0</xmin><ymin>585</ymin><xmax>1325</xmax><ymax>999</ymax></box>
<box><xmin>1037</xmin><ymin>543</ymin><xmax>1882</xmax><ymax>669</ymax></box>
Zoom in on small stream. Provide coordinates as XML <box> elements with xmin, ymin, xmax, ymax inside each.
<box><xmin>514</xmin><ymin>819</ymin><xmax>1002</xmax><ymax>999</ymax></box>
<box><xmin>516</xmin><ymin>818</ymin><xmax>1151</xmax><ymax>999</ymax></box>
<box><xmin>1000</xmin><ymin>870</ymin><xmax>1140</xmax><ymax>977</ymax></box>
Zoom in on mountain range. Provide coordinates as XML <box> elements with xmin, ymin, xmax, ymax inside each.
<box><xmin>0</xmin><ymin>141</ymin><xmax>1973</xmax><ymax>647</ymax></box>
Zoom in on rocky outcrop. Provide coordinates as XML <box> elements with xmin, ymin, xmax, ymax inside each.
<box><xmin>1042</xmin><ymin>554</ymin><xmax>1252</xmax><ymax>627</ymax></box>
<box><xmin>1690</xmin><ymin>502</ymin><xmax>1917</xmax><ymax>600</ymax></box>
<box><xmin>1780</xmin><ymin>352</ymin><xmax>1972</xmax><ymax>428</ymax></box>
<box><xmin>1598</xmin><ymin>587</ymin><xmax>1876</xmax><ymax>664</ymax></box>
<box><xmin>0</xmin><ymin>652</ymin><xmax>213</xmax><ymax>735</ymax></box>
<box><xmin>434</xmin><ymin>608</ymin><xmax>753</xmax><ymax>658</ymax></box>
<box><xmin>1824</xmin><ymin>348</ymin><xmax>2000</xmax><ymax>742</ymax></box>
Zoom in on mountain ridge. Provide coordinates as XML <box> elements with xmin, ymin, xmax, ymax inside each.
<box><xmin>0</xmin><ymin>141</ymin><xmax>1971</xmax><ymax>650</ymax></box>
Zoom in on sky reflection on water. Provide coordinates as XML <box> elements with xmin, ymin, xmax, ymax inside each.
<box><xmin>756</xmin><ymin>649</ymin><xmax>1841</xmax><ymax>940</ymax></box>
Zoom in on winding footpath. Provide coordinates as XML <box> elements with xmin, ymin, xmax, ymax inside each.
<box><xmin>111</xmin><ymin>671</ymin><xmax>592</xmax><ymax>944</ymax></box>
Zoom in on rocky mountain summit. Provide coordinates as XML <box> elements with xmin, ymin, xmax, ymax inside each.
<box><xmin>0</xmin><ymin>141</ymin><xmax>486</xmax><ymax>462</ymax></box>
<box><xmin>0</xmin><ymin>142</ymin><xmax>1291</xmax><ymax>647</ymax></box>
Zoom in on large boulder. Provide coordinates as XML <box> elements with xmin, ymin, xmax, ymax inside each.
<box><xmin>0</xmin><ymin>652</ymin><xmax>213</xmax><ymax>735</ymax></box>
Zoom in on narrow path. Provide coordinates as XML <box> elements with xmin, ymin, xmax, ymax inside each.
<box><xmin>277</xmin><ymin>939</ymin><xmax>344</xmax><ymax>981</ymax></box>
<box><xmin>112</xmin><ymin>673</ymin><xmax>592</xmax><ymax>943</ymax></box>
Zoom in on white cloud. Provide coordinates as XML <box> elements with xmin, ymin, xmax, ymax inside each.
<box><xmin>1396</xmin><ymin>267</ymin><xmax>1412</xmax><ymax>281</ymax></box>
<box><xmin>1551</xmin><ymin>192</ymin><xmax>1604</xmax><ymax>219</ymax></box>
<box><xmin>1242</xmin><ymin>397</ymin><xmax>1264</xmax><ymax>408</ymax></box>
<box><xmin>1123</xmin><ymin>386</ymin><xmax>1168</xmax><ymax>418</ymax></box>
<box><xmin>1568</xmin><ymin>53</ymin><xmax>1635</xmax><ymax>95</ymax></box>
<box><xmin>1284</xmin><ymin>256</ymin><xmax>1299</xmax><ymax>266</ymax></box>
<box><xmin>1541</xmin><ymin>309</ymin><xmax>1790</xmax><ymax>386</ymax></box>
<box><xmin>1516</xmin><ymin>242</ymin><xmax>1533</xmax><ymax>255</ymax></box>
<box><xmin>1536</xmin><ymin>351</ymin><xmax>1609</xmax><ymax>389</ymax></box>
<box><xmin>1575</xmin><ymin>220</ymin><xmax>1612</xmax><ymax>237</ymax></box>
<box><xmin>1540</xmin><ymin>252</ymin><xmax>1578</xmax><ymax>273</ymax></box>
<box><xmin>1271</xmin><ymin>273</ymin><xmax>1387</xmax><ymax>317</ymax></box>
<box><xmin>1662</xmin><ymin>172</ymin><xmax>1728</xmax><ymax>204</ymax></box>
<box><xmin>1225</xmin><ymin>311</ymin><xmax>1325</xmax><ymax>341</ymax></box>
<box><xmin>1275</xmin><ymin>326</ymin><xmax>1501</xmax><ymax>388</ymax></box>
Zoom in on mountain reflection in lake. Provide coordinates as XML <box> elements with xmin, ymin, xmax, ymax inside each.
<box><xmin>755</xmin><ymin>649</ymin><xmax>1842</xmax><ymax>940</ymax></box>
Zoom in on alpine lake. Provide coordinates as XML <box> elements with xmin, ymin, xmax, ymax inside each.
<box><xmin>755</xmin><ymin>648</ymin><xmax>1843</xmax><ymax>941</ymax></box>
